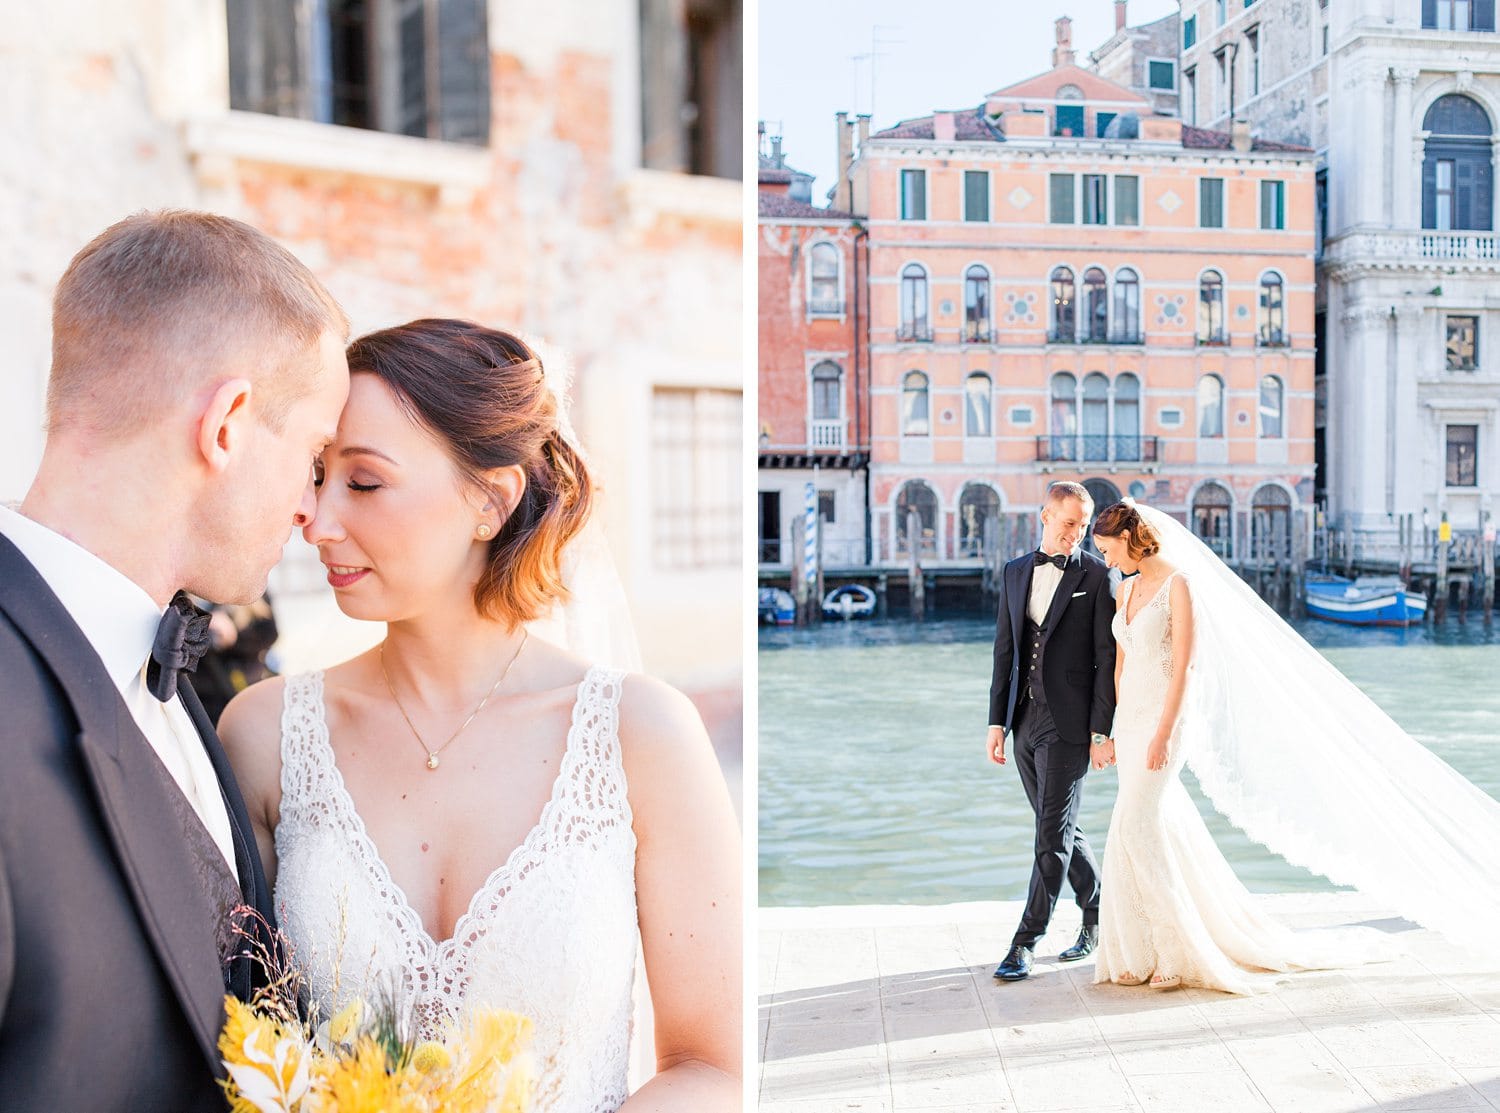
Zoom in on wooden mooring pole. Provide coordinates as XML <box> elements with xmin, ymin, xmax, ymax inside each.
<box><xmin>907</xmin><ymin>509</ymin><xmax>925</xmax><ymax>621</ymax></box>
<box><xmin>1483</xmin><ymin>509</ymin><xmax>1495</xmax><ymax>624</ymax></box>
<box><xmin>1435</xmin><ymin>512</ymin><xmax>1451</xmax><ymax>623</ymax></box>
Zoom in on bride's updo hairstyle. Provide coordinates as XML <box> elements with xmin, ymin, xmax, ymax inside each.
<box><xmin>1093</xmin><ymin>501</ymin><xmax>1162</xmax><ymax>560</ymax></box>
<box><xmin>345</xmin><ymin>318</ymin><xmax>593</xmax><ymax>626</ymax></box>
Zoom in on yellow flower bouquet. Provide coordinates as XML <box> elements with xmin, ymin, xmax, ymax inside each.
<box><xmin>218</xmin><ymin>916</ymin><xmax>533</xmax><ymax>1112</ymax></box>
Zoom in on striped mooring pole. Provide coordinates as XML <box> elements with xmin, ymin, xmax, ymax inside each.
<box><xmin>803</xmin><ymin>482</ymin><xmax>818</xmax><ymax>622</ymax></box>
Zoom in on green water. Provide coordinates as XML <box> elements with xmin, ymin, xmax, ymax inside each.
<box><xmin>758</xmin><ymin>617</ymin><xmax>1500</xmax><ymax>907</ymax></box>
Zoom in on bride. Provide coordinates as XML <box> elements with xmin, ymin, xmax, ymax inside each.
<box><xmin>1087</xmin><ymin>499</ymin><xmax>1500</xmax><ymax>994</ymax></box>
<box><xmin>219</xmin><ymin>319</ymin><xmax>740</xmax><ymax>1111</ymax></box>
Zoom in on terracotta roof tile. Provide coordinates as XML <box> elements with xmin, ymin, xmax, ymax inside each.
<box><xmin>758</xmin><ymin>193</ymin><xmax>857</xmax><ymax>220</ymax></box>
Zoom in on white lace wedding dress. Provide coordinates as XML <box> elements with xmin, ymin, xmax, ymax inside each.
<box><xmin>1094</xmin><ymin>573</ymin><xmax>1356</xmax><ymax>994</ymax></box>
<box><xmin>274</xmin><ymin>667</ymin><xmax>637</xmax><ymax>1113</ymax></box>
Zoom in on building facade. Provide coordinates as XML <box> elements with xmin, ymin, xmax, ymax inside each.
<box><xmin>1</xmin><ymin>0</ymin><xmax>742</xmax><ymax>693</ymax></box>
<box><xmin>1184</xmin><ymin>0</ymin><xmax>1500</xmax><ymax>535</ymax></box>
<box><xmin>757</xmin><ymin>138</ymin><xmax>869</xmax><ymax>572</ymax></box>
<box><xmin>836</xmin><ymin>20</ymin><xmax>1318</xmax><ymax>568</ymax></box>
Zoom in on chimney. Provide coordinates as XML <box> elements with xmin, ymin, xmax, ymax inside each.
<box><xmin>771</xmin><ymin>135</ymin><xmax>783</xmax><ymax>165</ymax></box>
<box><xmin>1231</xmin><ymin>117</ymin><xmax>1252</xmax><ymax>153</ymax></box>
<box><xmin>1115</xmin><ymin>0</ymin><xmax>1128</xmax><ymax>32</ymax></box>
<box><xmin>835</xmin><ymin>111</ymin><xmax>852</xmax><ymax>212</ymax></box>
<box><xmin>857</xmin><ymin>113</ymin><xmax>871</xmax><ymax>152</ymax></box>
<box><xmin>1053</xmin><ymin>16</ymin><xmax>1075</xmax><ymax>68</ymax></box>
<box><xmin>934</xmin><ymin>111</ymin><xmax>956</xmax><ymax>142</ymax></box>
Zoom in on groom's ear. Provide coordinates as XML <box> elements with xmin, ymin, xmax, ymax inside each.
<box><xmin>196</xmin><ymin>378</ymin><xmax>254</xmax><ymax>472</ymax></box>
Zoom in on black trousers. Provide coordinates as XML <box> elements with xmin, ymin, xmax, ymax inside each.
<box><xmin>1010</xmin><ymin>694</ymin><xmax>1100</xmax><ymax>948</ymax></box>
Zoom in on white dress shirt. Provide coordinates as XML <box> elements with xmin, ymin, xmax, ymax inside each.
<box><xmin>1028</xmin><ymin>550</ymin><xmax>1067</xmax><ymax>627</ymax></box>
<box><xmin>0</xmin><ymin>505</ymin><xmax>237</xmax><ymax>870</ymax></box>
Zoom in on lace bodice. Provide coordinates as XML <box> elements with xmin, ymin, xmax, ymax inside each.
<box><xmin>1110</xmin><ymin>571</ymin><xmax>1180</xmax><ymax>738</ymax></box>
<box><xmin>274</xmin><ymin>668</ymin><xmax>638</xmax><ymax>1113</ymax></box>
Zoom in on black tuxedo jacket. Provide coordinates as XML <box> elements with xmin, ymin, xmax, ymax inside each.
<box><xmin>988</xmin><ymin>548</ymin><xmax>1117</xmax><ymax>745</ymax></box>
<box><xmin>0</xmin><ymin>534</ymin><xmax>275</xmax><ymax>1111</ymax></box>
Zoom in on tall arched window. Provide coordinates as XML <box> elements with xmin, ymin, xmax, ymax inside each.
<box><xmin>958</xmin><ymin>483</ymin><xmax>1001</xmax><ymax>557</ymax></box>
<box><xmin>810</xmin><ymin>361</ymin><xmax>842</xmax><ymax>447</ymax></box>
<box><xmin>895</xmin><ymin>480</ymin><xmax>938</xmax><ymax>557</ymax></box>
<box><xmin>1258</xmin><ymin>272</ymin><xmax>1285</xmax><ymax>345</ymax></box>
<box><xmin>1083</xmin><ymin>372</ymin><xmax>1110</xmax><ymax>460</ymax></box>
<box><xmin>1422</xmin><ymin>94</ymin><xmax>1494</xmax><ymax>231</ymax></box>
<box><xmin>902</xmin><ymin>370</ymin><xmax>930</xmax><ymax>436</ymax></box>
<box><xmin>1050</xmin><ymin>266</ymin><xmax>1076</xmax><ymax>342</ymax></box>
<box><xmin>809</xmin><ymin>243</ymin><xmax>842</xmax><ymax>314</ymax></box>
<box><xmin>1192</xmin><ymin>481</ymin><xmax>1234</xmax><ymax>558</ymax></box>
<box><xmin>1259</xmin><ymin>374</ymin><xmax>1284</xmax><ymax>438</ymax></box>
<box><xmin>964</xmin><ymin>265</ymin><xmax>991</xmax><ymax>342</ymax></box>
<box><xmin>1049</xmin><ymin>372</ymin><xmax>1078</xmax><ymax>459</ymax></box>
<box><xmin>1250</xmin><ymin>484</ymin><xmax>1292</xmax><ymax>562</ymax></box>
<box><xmin>1113</xmin><ymin>267</ymin><xmax>1140</xmax><ymax>343</ymax></box>
<box><xmin>1198</xmin><ymin>373</ymin><xmax>1225</xmax><ymax>438</ymax></box>
<box><xmin>1114</xmin><ymin>372</ymin><xmax>1141</xmax><ymax>460</ymax></box>
<box><xmin>1198</xmin><ymin>269</ymin><xmax>1225</xmax><ymax>343</ymax></box>
<box><xmin>900</xmin><ymin>265</ymin><xmax>930</xmax><ymax>340</ymax></box>
<box><xmin>965</xmin><ymin>372</ymin><xmax>992</xmax><ymax>437</ymax></box>
<box><xmin>1082</xmin><ymin>267</ymin><xmax>1108</xmax><ymax>342</ymax></box>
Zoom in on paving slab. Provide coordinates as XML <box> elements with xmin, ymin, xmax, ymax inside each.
<box><xmin>759</xmin><ymin>893</ymin><xmax>1500</xmax><ymax>1112</ymax></box>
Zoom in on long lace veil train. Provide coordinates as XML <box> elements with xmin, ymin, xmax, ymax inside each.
<box><xmin>1131</xmin><ymin>500</ymin><xmax>1500</xmax><ymax>943</ymax></box>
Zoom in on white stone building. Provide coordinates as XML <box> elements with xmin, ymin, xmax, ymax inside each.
<box><xmin>1180</xmin><ymin>0</ymin><xmax>1500</xmax><ymax>535</ymax></box>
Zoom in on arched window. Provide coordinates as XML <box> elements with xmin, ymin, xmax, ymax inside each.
<box><xmin>1258</xmin><ymin>272</ymin><xmax>1285</xmax><ymax>345</ymax></box>
<box><xmin>1083</xmin><ymin>372</ymin><xmax>1110</xmax><ymax>460</ymax></box>
<box><xmin>902</xmin><ymin>370</ymin><xmax>930</xmax><ymax>436</ymax></box>
<box><xmin>965</xmin><ymin>372</ymin><xmax>992</xmax><ymax>437</ymax></box>
<box><xmin>895</xmin><ymin>480</ymin><xmax>938</xmax><ymax>557</ymax></box>
<box><xmin>1055</xmin><ymin>84</ymin><xmax>1085</xmax><ymax>137</ymax></box>
<box><xmin>809</xmin><ymin>243</ymin><xmax>841</xmax><ymax>314</ymax></box>
<box><xmin>1198</xmin><ymin>269</ymin><xmax>1225</xmax><ymax>343</ymax></box>
<box><xmin>1423</xmin><ymin>94</ymin><xmax>1493</xmax><ymax>232</ymax></box>
<box><xmin>1259</xmin><ymin>374</ymin><xmax>1284</xmax><ymax>438</ymax></box>
<box><xmin>1082</xmin><ymin>267</ymin><xmax>1108</xmax><ymax>342</ymax></box>
<box><xmin>1192</xmin><ymin>481</ymin><xmax>1233</xmax><ymax>558</ymax></box>
<box><xmin>964</xmin><ymin>265</ymin><xmax>991</xmax><ymax>342</ymax></box>
<box><xmin>1114</xmin><ymin>372</ymin><xmax>1141</xmax><ymax>460</ymax></box>
<box><xmin>1250</xmin><ymin>484</ymin><xmax>1292</xmax><ymax>563</ymax></box>
<box><xmin>900</xmin><ymin>265</ymin><xmax>930</xmax><ymax>340</ymax></box>
<box><xmin>810</xmin><ymin>362</ymin><xmax>842</xmax><ymax>448</ymax></box>
<box><xmin>1049</xmin><ymin>372</ymin><xmax>1078</xmax><ymax>459</ymax></box>
<box><xmin>1050</xmin><ymin>266</ymin><xmax>1076</xmax><ymax>342</ymax></box>
<box><xmin>1113</xmin><ymin>267</ymin><xmax>1140</xmax><ymax>343</ymax></box>
<box><xmin>1198</xmin><ymin>373</ymin><xmax>1225</xmax><ymax>438</ymax></box>
<box><xmin>958</xmin><ymin>483</ymin><xmax>1001</xmax><ymax>558</ymax></box>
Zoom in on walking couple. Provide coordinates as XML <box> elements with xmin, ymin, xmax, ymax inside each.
<box><xmin>987</xmin><ymin>480</ymin><xmax>1500</xmax><ymax>994</ymax></box>
<box><xmin>0</xmin><ymin>211</ymin><xmax>740</xmax><ymax>1111</ymax></box>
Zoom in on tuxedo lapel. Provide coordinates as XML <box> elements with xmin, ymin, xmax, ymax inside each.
<box><xmin>1008</xmin><ymin>557</ymin><xmax>1034</xmax><ymax>649</ymax></box>
<box><xmin>1040</xmin><ymin>557</ymin><xmax>1085</xmax><ymax>636</ymax></box>
<box><xmin>0</xmin><ymin>537</ymin><xmax>227</xmax><ymax>1073</ymax></box>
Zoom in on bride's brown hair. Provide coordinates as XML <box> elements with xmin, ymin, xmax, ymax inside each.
<box><xmin>1093</xmin><ymin>502</ymin><xmax>1162</xmax><ymax>560</ymax></box>
<box><xmin>345</xmin><ymin>318</ymin><xmax>592</xmax><ymax>626</ymax></box>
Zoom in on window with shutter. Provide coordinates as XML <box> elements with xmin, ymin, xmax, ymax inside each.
<box><xmin>964</xmin><ymin>171</ymin><xmax>989</xmax><ymax>222</ymax></box>
<box><xmin>1200</xmin><ymin>178</ymin><xmax>1224</xmax><ymax>228</ymax></box>
<box><xmin>1050</xmin><ymin>174</ymin><xmax>1075</xmax><ymax>223</ymax></box>
<box><xmin>1115</xmin><ymin>175</ymin><xmax>1139</xmax><ymax>225</ymax></box>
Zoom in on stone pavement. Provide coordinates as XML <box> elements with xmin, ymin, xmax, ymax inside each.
<box><xmin>759</xmin><ymin>894</ymin><xmax>1500</xmax><ymax>1112</ymax></box>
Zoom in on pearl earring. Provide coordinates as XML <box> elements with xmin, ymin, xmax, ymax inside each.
<box><xmin>476</xmin><ymin>524</ymin><xmax>492</xmax><ymax>539</ymax></box>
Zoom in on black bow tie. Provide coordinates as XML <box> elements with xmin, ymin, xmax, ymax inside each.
<box><xmin>1034</xmin><ymin>551</ymin><xmax>1068</xmax><ymax>571</ymax></box>
<box><xmin>147</xmin><ymin>591</ymin><xmax>211</xmax><ymax>702</ymax></box>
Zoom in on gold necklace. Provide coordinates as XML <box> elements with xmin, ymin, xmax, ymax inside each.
<box><xmin>379</xmin><ymin>630</ymin><xmax>529</xmax><ymax>771</ymax></box>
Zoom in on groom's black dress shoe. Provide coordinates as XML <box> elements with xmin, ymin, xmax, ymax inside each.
<box><xmin>1057</xmin><ymin>925</ymin><xmax>1099</xmax><ymax>963</ymax></box>
<box><xmin>993</xmin><ymin>945</ymin><xmax>1034</xmax><ymax>981</ymax></box>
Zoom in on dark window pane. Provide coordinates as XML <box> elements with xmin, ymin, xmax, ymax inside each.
<box><xmin>1148</xmin><ymin>60</ymin><xmax>1175</xmax><ymax>90</ymax></box>
<box><xmin>1447</xmin><ymin>424</ymin><xmax>1478</xmax><ymax>486</ymax></box>
<box><xmin>1050</xmin><ymin>174</ymin><xmax>1075</xmax><ymax>223</ymax></box>
<box><xmin>1055</xmin><ymin>104</ymin><xmax>1085</xmax><ymax>137</ymax></box>
<box><xmin>1115</xmin><ymin>175</ymin><xmax>1139</xmax><ymax>225</ymax></box>
<box><xmin>964</xmin><ymin>170</ymin><xmax>989</xmax><ymax>221</ymax></box>
<box><xmin>1446</xmin><ymin>316</ymin><xmax>1479</xmax><ymax>369</ymax></box>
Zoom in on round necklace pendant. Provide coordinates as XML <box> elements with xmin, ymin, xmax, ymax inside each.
<box><xmin>426</xmin><ymin>753</ymin><xmax>441</xmax><ymax>771</ymax></box>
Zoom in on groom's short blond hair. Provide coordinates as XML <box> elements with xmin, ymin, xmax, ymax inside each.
<box><xmin>1044</xmin><ymin>480</ymin><xmax>1094</xmax><ymax>518</ymax></box>
<box><xmin>47</xmin><ymin>210</ymin><xmax>349</xmax><ymax>439</ymax></box>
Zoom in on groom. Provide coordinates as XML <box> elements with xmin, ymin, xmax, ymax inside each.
<box><xmin>987</xmin><ymin>481</ymin><xmax>1117</xmax><ymax>980</ymax></box>
<box><xmin>0</xmin><ymin>211</ymin><xmax>349</xmax><ymax>1108</ymax></box>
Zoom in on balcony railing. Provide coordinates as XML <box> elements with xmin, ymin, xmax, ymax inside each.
<box><xmin>809</xmin><ymin>297</ymin><xmax>845</xmax><ymax>316</ymax></box>
<box><xmin>810</xmin><ymin>419</ymin><xmax>846</xmax><ymax>449</ymax></box>
<box><xmin>1035</xmin><ymin>434</ymin><xmax>1160</xmax><ymax>463</ymax></box>
<box><xmin>896</xmin><ymin>320</ymin><xmax>933</xmax><ymax>342</ymax></box>
<box><xmin>1327</xmin><ymin>229</ymin><xmax>1500</xmax><ymax>269</ymax></box>
<box><xmin>1258</xmin><ymin>328</ymin><xmax>1287</xmax><ymax>347</ymax></box>
<box><xmin>1048</xmin><ymin>330</ymin><xmax>1144</xmax><ymax>345</ymax></box>
<box><xmin>962</xmin><ymin>323</ymin><xmax>992</xmax><ymax>343</ymax></box>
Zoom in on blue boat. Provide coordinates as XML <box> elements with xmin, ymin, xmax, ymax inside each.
<box><xmin>759</xmin><ymin>587</ymin><xmax>796</xmax><ymax>626</ymax></box>
<box><xmin>1304</xmin><ymin>573</ymin><xmax>1428</xmax><ymax>626</ymax></box>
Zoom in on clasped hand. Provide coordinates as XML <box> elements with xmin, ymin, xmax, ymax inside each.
<box><xmin>1091</xmin><ymin>737</ymin><xmax>1116</xmax><ymax>770</ymax></box>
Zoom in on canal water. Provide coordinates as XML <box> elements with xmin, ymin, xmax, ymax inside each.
<box><xmin>758</xmin><ymin>614</ymin><xmax>1500</xmax><ymax>907</ymax></box>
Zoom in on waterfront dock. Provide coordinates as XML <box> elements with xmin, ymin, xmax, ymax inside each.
<box><xmin>759</xmin><ymin>894</ymin><xmax>1500</xmax><ymax>1112</ymax></box>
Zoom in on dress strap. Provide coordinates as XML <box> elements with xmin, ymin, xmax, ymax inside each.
<box><xmin>278</xmin><ymin>671</ymin><xmax>330</xmax><ymax>818</ymax></box>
